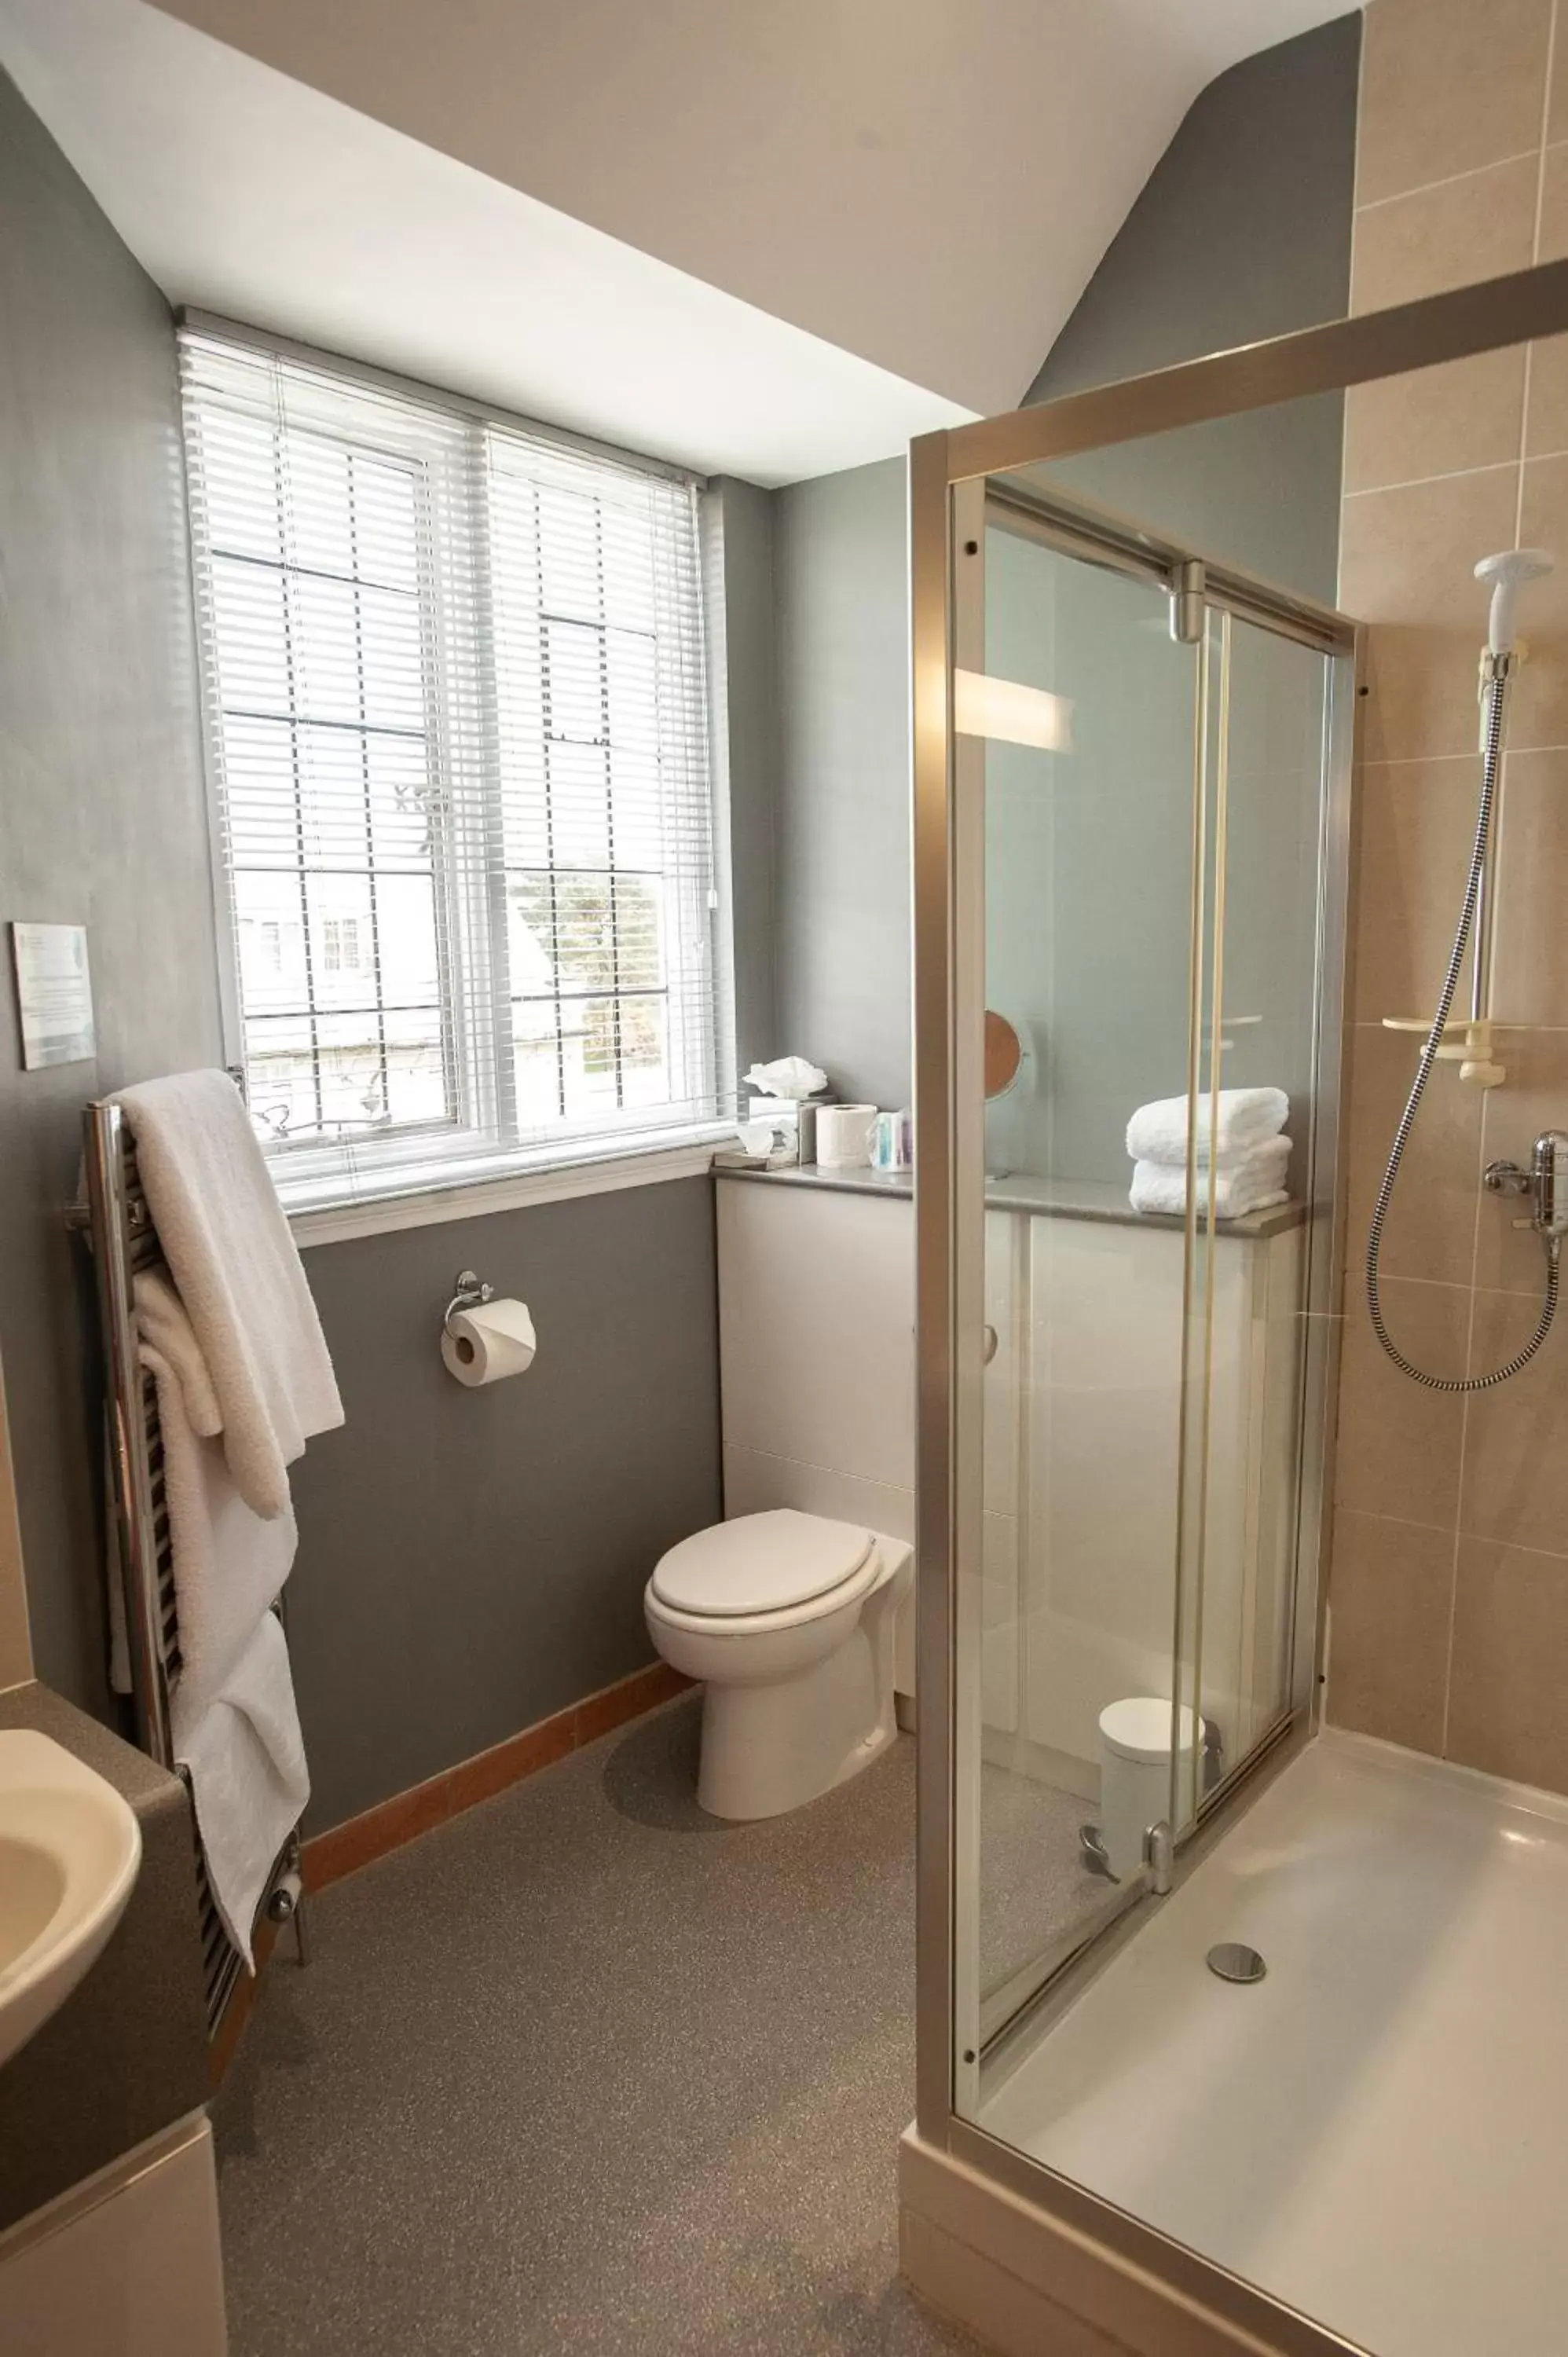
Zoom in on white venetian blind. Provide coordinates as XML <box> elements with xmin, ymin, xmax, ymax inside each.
<box><xmin>178</xmin><ymin>327</ymin><xmax>727</xmax><ymax>1211</ymax></box>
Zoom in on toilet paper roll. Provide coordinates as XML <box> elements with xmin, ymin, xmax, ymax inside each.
<box><xmin>815</xmin><ymin>1102</ymin><xmax>877</xmax><ymax>1168</ymax></box>
<box><xmin>441</xmin><ymin>1298</ymin><xmax>537</xmax><ymax>1387</ymax></box>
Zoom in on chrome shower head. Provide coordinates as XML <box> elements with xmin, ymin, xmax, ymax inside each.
<box><xmin>1475</xmin><ymin>547</ymin><xmax>1554</xmax><ymax>655</ymax></box>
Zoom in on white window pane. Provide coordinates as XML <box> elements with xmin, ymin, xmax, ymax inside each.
<box><xmin>199</xmin><ymin>411</ymin><xmax>282</xmax><ymax>562</ymax></box>
<box><xmin>222</xmin><ymin>716</ymin><xmax>300</xmax><ymax>867</ymax></box>
<box><xmin>607</xmin><ymin>750</ymin><xmax>663</xmax><ymax>871</ymax></box>
<box><xmin>599</xmin><ymin>504</ymin><xmax>657</xmax><ymax>633</ymax></box>
<box><xmin>511</xmin><ymin>998</ymin><xmax>562</xmax><ymax>1128</ymax></box>
<box><xmin>545</xmin><ymin>739</ymin><xmax>610</xmax><ymax>869</ymax></box>
<box><xmin>286</xmin><ymin>435</ymin><xmax>354</xmax><ymax>578</ymax></box>
<box><xmin>351</xmin><ymin>454</ymin><xmax>420</xmax><ymax>592</ymax></box>
<box><xmin>544</xmin><ymin>618</ymin><xmax>603</xmax><ymax>742</ymax></box>
<box><xmin>291</xmin><ymin>574</ymin><xmax>361</xmax><ymax>724</ymax></box>
<box><xmin>605</xmin><ymin>630</ymin><xmax>658</xmax><ymax>755</ymax></box>
<box><xmin>537</xmin><ymin>485</ymin><xmax>601</xmax><ymax>623</ymax></box>
<box><xmin>212</xmin><ymin>558</ymin><xmax>290</xmax><ymax>715</ymax></box>
<box><xmin>358</xmin><ymin>585</ymin><xmax>427</xmax><ymax>731</ymax></box>
<box><xmin>295</xmin><ymin>722</ymin><xmax>372</xmax><ymax>868</ymax></box>
<box><xmin>233</xmin><ymin>874</ymin><xmax>307</xmax><ymax>1016</ymax></box>
<box><xmin>367</xmin><ymin>732</ymin><xmax>440</xmax><ymax>871</ymax></box>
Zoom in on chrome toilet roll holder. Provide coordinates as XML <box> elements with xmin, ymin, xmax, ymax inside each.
<box><xmin>443</xmin><ymin>1268</ymin><xmax>494</xmax><ymax>1335</ymax></box>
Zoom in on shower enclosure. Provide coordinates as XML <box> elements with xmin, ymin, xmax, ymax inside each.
<box><xmin>904</xmin><ymin>260</ymin><xmax>1568</xmax><ymax>2357</ymax></box>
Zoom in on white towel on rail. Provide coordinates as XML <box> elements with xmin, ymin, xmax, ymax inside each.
<box><xmin>1130</xmin><ymin>1135</ymin><xmax>1292</xmax><ymax>1221</ymax></box>
<box><xmin>116</xmin><ymin>1069</ymin><xmax>342</xmax><ymax>1521</ymax></box>
<box><xmin>1126</xmin><ymin>1087</ymin><xmax>1289</xmax><ymax>1169</ymax></box>
<box><xmin>135</xmin><ymin>1270</ymin><xmax>297</xmax><ymax>1725</ymax></box>
<box><xmin>175</xmin><ymin>1612</ymin><xmax>310</xmax><ymax>1970</ymax></box>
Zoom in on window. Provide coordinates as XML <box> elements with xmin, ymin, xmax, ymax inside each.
<box><xmin>179</xmin><ymin>328</ymin><xmax>729</xmax><ymax>1211</ymax></box>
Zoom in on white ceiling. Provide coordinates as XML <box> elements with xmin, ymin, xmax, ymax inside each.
<box><xmin>0</xmin><ymin>0</ymin><xmax>1351</xmax><ymax>486</ymax></box>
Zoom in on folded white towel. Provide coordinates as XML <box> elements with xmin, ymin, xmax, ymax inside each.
<box><xmin>1126</xmin><ymin>1087</ymin><xmax>1289</xmax><ymax>1169</ymax></box>
<box><xmin>1130</xmin><ymin>1136</ymin><xmax>1291</xmax><ymax>1221</ymax></box>
<box><xmin>117</xmin><ymin>1070</ymin><xmax>343</xmax><ymax>1520</ymax></box>
<box><xmin>136</xmin><ymin>1272</ymin><xmax>297</xmax><ymax>1725</ymax></box>
<box><xmin>175</xmin><ymin>1612</ymin><xmax>310</xmax><ymax>1969</ymax></box>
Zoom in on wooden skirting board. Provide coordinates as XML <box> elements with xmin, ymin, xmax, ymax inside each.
<box><xmin>211</xmin><ymin>1658</ymin><xmax>690</xmax><ymax>2084</ymax></box>
<box><xmin>302</xmin><ymin>1658</ymin><xmax>691</xmax><ymax>1891</ymax></box>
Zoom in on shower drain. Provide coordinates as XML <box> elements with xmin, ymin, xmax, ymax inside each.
<box><xmin>1206</xmin><ymin>1941</ymin><xmax>1266</xmax><ymax>1985</ymax></box>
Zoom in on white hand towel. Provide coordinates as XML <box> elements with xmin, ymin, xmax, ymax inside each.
<box><xmin>137</xmin><ymin>1278</ymin><xmax>298</xmax><ymax>1725</ymax></box>
<box><xmin>1130</xmin><ymin>1136</ymin><xmax>1291</xmax><ymax>1221</ymax></box>
<box><xmin>1126</xmin><ymin>1087</ymin><xmax>1289</xmax><ymax>1169</ymax></box>
<box><xmin>117</xmin><ymin>1070</ymin><xmax>343</xmax><ymax>1520</ymax></box>
<box><xmin>174</xmin><ymin>1612</ymin><xmax>310</xmax><ymax>1969</ymax></box>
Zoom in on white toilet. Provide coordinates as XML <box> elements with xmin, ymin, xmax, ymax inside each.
<box><xmin>643</xmin><ymin>1508</ymin><xmax>914</xmax><ymax>1820</ymax></box>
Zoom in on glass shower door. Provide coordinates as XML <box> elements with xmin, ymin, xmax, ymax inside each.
<box><xmin>959</xmin><ymin>509</ymin><xmax>1212</xmax><ymax>2083</ymax></box>
<box><xmin>948</xmin><ymin>477</ymin><xmax>1348</xmax><ymax>2109</ymax></box>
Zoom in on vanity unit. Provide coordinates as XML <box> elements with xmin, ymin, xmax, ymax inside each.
<box><xmin>0</xmin><ymin>1683</ymin><xmax>227</xmax><ymax>2357</ymax></box>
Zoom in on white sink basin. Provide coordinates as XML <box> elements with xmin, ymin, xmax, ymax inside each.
<box><xmin>0</xmin><ymin>1730</ymin><xmax>141</xmax><ymax>2069</ymax></box>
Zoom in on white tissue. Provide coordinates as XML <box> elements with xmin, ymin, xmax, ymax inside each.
<box><xmin>742</xmin><ymin>1056</ymin><xmax>827</xmax><ymax>1101</ymax></box>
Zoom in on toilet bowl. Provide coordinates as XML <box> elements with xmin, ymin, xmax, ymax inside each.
<box><xmin>643</xmin><ymin>1508</ymin><xmax>914</xmax><ymax>1820</ymax></box>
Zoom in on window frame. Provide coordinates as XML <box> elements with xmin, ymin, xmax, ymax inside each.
<box><xmin>180</xmin><ymin>317</ymin><xmax>738</xmax><ymax>1217</ymax></box>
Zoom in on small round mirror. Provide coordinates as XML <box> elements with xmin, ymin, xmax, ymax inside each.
<box><xmin>984</xmin><ymin>1010</ymin><xmax>1023</xmax><ymax>1099</ymax></box>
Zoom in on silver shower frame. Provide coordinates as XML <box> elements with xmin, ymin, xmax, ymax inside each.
<box><xmin>909</xmin><ymin>257</ymin><xmax>1568</xmax><ymax>2355</ymax></box>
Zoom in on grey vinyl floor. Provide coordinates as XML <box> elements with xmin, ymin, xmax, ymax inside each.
<box><xmin>214</xmin><ymin>1696</ymin><xmax>995</xmax><ymax>2357</ymax></box>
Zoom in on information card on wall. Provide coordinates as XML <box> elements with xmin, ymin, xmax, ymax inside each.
<box><xmin>11</xmin><ymin>922</ymin><xmax>96</xmax><ymax>1069</ymax></box>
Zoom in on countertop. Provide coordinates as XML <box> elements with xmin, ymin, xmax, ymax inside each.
<box><xmin>713</xmin><ymin>1157</ymin><xmax>1306</xmax><ymax>1239</ymax></box>
<box><xmin>0</xmin><ymin>1681</ymin><xmax>209</xmax><ymax>2234</ymax></box>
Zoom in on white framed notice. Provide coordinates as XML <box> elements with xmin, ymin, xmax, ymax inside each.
<box><xmin>11</xmin><ymin>923</ymin><xmax>96</xmax><ymax>1069</ymax></box>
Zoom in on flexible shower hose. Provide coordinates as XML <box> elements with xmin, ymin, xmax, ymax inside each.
<box><xmin>1365</xmin><ymin>663</ymin><xmax>1561</xmax><ymax>1391</ymax></box>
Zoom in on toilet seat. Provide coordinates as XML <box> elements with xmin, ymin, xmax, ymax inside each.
<box><xmin>650</xmin><ymin>1508</ymin><xmax>874</xmax><ymax>1620</ymax></box>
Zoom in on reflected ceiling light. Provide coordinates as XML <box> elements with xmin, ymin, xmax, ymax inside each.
<box><xmin>953</xmin><ymin>668</ymin><xmax>1072</xmax><ymax>752</ymax></box>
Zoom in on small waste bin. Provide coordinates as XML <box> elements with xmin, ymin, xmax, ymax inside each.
<box><xmin>1096</xmin><ymin>1696</ymin><xmax>1200</xmax><ymax>1881</ymax></box>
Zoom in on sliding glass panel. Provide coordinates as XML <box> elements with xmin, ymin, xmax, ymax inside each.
<box><xmin>958</xmin><ymin>511</ymin><xmax>1203</xmax><ymax>2087</ymax></box>
<box><xmin>1184</xmin><ymin>615</ymin><xmax>1332</xmax><ymax>1786</ymax></box>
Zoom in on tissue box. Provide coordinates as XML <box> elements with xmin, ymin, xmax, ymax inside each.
<box><xmin>746</xmin><ymin>1096</ymin><xmax>829</xmax><ymax>1165</ymax></box>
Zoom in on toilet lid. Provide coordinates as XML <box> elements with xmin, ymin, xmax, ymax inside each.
<box><xmin>651</xmin><ymin>1509</ymin><xmax>874</xmax><ymax>1618</ymax></box>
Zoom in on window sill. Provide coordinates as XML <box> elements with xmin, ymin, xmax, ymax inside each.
<box><xmin>287</xmin><ymin>1131</ymin><xmax>731</xmax><ymax>1248</ymax></box>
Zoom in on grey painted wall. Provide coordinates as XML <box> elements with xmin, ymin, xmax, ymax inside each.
<box><xmin>705</xmin><ymin>478</ymin><xmax>779</xmax><ymax>1087</ymax></box>
<box><xmin>0</xmin><ymin>69</ymin><xmax>222</xmax><ymax>1713</ymax></box>
<box><xmin>773</xmin><ymin>456</ymin><xmax>912</xmax><ymax>1109</ymax></box>
<box><xmin>768</xmin><ymin>13</ymin><xmax>1360</xmax><ymax>1138</ymax></box>
<box><xmin>0</xmin><ymin>73</ymin><xmax>726</xmax><ymax>1832</ymax></box>
<box><xmin>291</xmin><ymin>1181</ymin><xmax>720</xmax><ymax>1829</ymax></box>
<box><xmin>1026</xmin><ymin>16</ymin><xmax>1361</xmax><ymax>405</ymax></box>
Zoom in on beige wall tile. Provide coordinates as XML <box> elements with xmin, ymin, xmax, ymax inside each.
<box><xmin>1461</xmin><ymin>1285</ymin><xmax>1568</xmax><ymax>1550</ymax></box>
<box><xmin>1344</xmin><ymin>350</ymin><xmax>1528</xmax><ymax>495</ymax></box>
<box><xmin>1553</xmin><ymin>25</ymin><xmax>1568</xmax><ymax>142</ymax></box>
<box><xmin>1493</xmin><ymin>755</ymin><xmax>1568</xmax><ymax>1024</ymax></box>
<box><xmin>1343</xmin><ymin>1021</ymin><xmax>1486</xmax><ymax>1279</ymax></box>
<box><xmin>1447</xmin><ymin>1534</ymin><xmax>1568</xmax><ymax>1790</ymax></box>
<box><xmin>1506</xmin><ymin>455</ymin><xmax>1568</xmax><ymax>746</ymax></box>
<box><xmin>1351</xmin><ymin>156</ymin><xmax>1539</xmax><ymax>314</ymax></box>
<box><xmin>1535</xmin><ymin>139</ymin><xmax>1568</xmax><ymax>259</ymax></box>
<box><xmin>1471</xmin><ymin>1032</ymin><xmax>1565</xmax><ymax>1292</ymax></box>
<box><xmin>1326</xmin><ymin>1507</ymin><xmax>1455</xmax><ymax>1750</ymax></box>
<box><xmin>1352</xmin><ymin>759</ymin><xmax>1488</xmax><ymax>1021</ymax></box>
<box><xmin>1357</xmin><ymin>0</ymin><xmax>1552</xmax><ymax>208</ymax></box>
<box><xmin>1342</xmin><ymin>467</ymin><xmax>1522</xmax><ymax>760</ymax></box>
<box><xmin>1525</xmin><ymin>332</ymin><xmax>1568</xmax><ymax>456</ymax></box>
<box><xmin>1335</xmin><ymin>1276</ymin><xmax>1471</xmax><ymax>1524</ymax></box>
<box><xmin>1476</xmin><ymin>1031</ymin><xmax>1568</xmax><ymax>1290</ymax></box>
